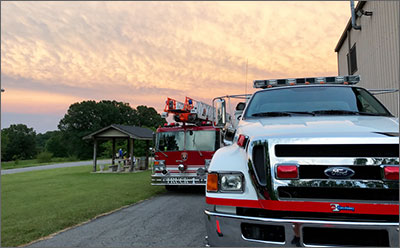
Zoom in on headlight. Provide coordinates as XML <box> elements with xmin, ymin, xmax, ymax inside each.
<box><xmin>207</xmin><ymin>172</ymin><xmax>244</xmax><ymax>193</ymax></box>
<box><xmin>154</xmin><ymin>160</ymin><xmax>165</xmax><ymax>171</ymax></box>
<box><xmin>197</xmin><ymin>167</ymin><xmax>206</xmax><ymax>177</ymax></box>
<box><xmin>220</xmin><ymin>173</ymin><xmax>243</xmax><ymax>192</ymax></box>
<box><xmin>155</xmin><ymin>166</ymin><xmax>166</xmax><ymax>171</ymax></box>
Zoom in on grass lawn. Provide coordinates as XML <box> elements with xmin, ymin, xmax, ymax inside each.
<box><xmin>1</xmin><ymin>166</ymin><xmax>166</xmax><ymax>247</ymax></box>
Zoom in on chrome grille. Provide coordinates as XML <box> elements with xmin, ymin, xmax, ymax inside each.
<box><xmin>299</xmin><ymin>165</ymin><xmax>381</xmax><ymax>180</ymax></box>
<box><xmin>249</xmin><ymin>137</ymin><xmax>399</xmax><ymax>204</ymax></box>
<box><xmin>277</xmin><ymin>187</ymin><xmax>399</xmax><ymax>201</ymax></box>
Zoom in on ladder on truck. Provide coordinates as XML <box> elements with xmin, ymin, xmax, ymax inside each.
<box><xmin>161</xmin><ymin>97</ymin><xmax>215</xmax><ymax>124</ymax></box>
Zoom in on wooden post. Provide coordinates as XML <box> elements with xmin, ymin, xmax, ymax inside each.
<box><xmin>127</xmin><ymin>138</ymin><xmax>130</xmax><ymax>158</ymax></box>
<box><xmin>129</xmin><ymin>138</ymin><xmax>134</xmax><ymax>171</ymax></box>
<box><xmin>93</xmin><ymin>138</ymin><xmax>97</xmax><ymax>172</ymax></box>
<box><xmin>112</xmin><ymin>137</ymin><xmax>116</xmax><ymax>165</ymax></box>
<box><xmin>145</xmin><ymin>140</ymin><xmax>149</xmax><ymax>170</ymax></box>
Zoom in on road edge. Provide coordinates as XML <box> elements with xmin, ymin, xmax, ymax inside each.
<box><xmin>18</xmin><ymin>194</ymin><xmax>162</xmax><ymax>247</ymax></box>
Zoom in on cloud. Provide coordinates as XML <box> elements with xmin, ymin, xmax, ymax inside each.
<box><xmin>1</xmin><ymin>88</ymin><xmax>82</xmax><ymax>115</ymax></box>
<box><xmin>1</xmin><ymin>1</ymin><xmax>351</xmax><ymax>131</ymax></box>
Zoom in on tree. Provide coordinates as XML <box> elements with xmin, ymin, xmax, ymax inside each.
<box><xmin>45</xmin><ymin>131</ymin><xmax>68</xmax><ymax>158</ymax></box>
<box><xmin>59</xmin><ymin>100</ymin><xmax>137</xmax><ymax>133</ymax></box>
<box><xmin>36</xmin><ymin>131</ymin><xmax>58</xmax><ymax>153</ymax></box>
<box><xmin>1</xmin><ymin>124</ymin><xmax>37</xmax><ymax>161</ymax></box>
<box><xmin>58</xmin><ymin>100</ymin><xmax>136</xmax><ymax>159</ymax></box>
<box><xmin>134</xmin><ymin>105</ymin><xmax>165</xmax><ymax>128</ymax></box>
<box><xmin>1</xmin><ymin>130</ymin><xmax>10</xmax><ymax>161</ymax></box>
<box><xmin>58</xmin><ymin>100</ymin><xmax>165</xmax><ymax>159</ymax></box>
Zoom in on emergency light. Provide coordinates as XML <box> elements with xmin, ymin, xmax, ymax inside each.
<box><xmin>383</xmin><ymin>166</ymin><xmax>399</xmax><ymax>181</ymax></box>
<box><xmin>276</xmin><ymin>164</ymin><xmax>299</xmax><ymax>179</ymax></box>
<box><xmin>253</xmin><ymin>75</ymin><xmax>360</xmax><ymax>89</ymax></box>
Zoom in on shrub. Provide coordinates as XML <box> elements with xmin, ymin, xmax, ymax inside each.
<box><xmin>36</xmin><ymin>151</ymin><xmax>53</xmax><ymax>163</ymax></box>
<box><xmin>67</xmin><ymin>155</ymin><xmax>78</xmax><ymax>161</ymax></box>
<box><xmin>12</xmin><ymin>155</ymin><xmax>21</xmax><ymax>165</ymax></box>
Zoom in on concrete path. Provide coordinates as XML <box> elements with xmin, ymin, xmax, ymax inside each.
<box><xmin>27</xmin><ymin>187</ymin><xmax>206</xmax><ymax>247</ymax></box>
<box><xmin>1</xmin><ymin>159</ymin><xmax>111</xmax><ymax>175</ymax></box>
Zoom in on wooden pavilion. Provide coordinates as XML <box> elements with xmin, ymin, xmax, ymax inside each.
<box><xmin>83</xmin><ymin>124</ymin><xmax>154</xmax><ymax>172</ymax></box>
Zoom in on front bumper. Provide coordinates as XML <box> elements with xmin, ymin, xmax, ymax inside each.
<box><xmin>151</xmin><ymin>175</ymin><xmax>206</xmax><ymax>186</ymax></box>
<box><xmin>205</xmin><ymin>210</ymin><xmax>399</xmax><ymax>247</ymax></box>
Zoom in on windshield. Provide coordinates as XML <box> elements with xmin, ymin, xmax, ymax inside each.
<box><xmin>244</xmin><ymin>86</ymin><xmax>392</xmax><ymax>118</ymax></box>
<box><xmin>157</xmin><ymin>130</ymin><xmax>219</xmax><ymax>152</ymax></box>
<box><xmin>185</xmin><ymin>130</ymin><xmax>218</xmax><ymax>151</ymax></box>
<box><xmin>157</xmin><ymin>131</ymin><xmax>185</xmax><ymax>151</ymax></box>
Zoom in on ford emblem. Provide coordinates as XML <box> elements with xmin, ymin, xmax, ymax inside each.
<box><xmin>324</xmin><ymin>167</ymin><xmax>355</xmax><ymax>179</ymax></box>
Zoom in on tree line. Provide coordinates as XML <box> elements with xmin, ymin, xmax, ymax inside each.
<box><xmin>1</xmin><ymin>100</ymin><xmax>166</xmax><ymax>162</ymax></box>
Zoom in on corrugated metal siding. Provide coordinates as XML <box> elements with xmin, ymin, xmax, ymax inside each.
<box><xmin>337</xmin><ymin>1</ymin><xmax>399</xmax><ymax>117</ymax></box>
<box><xmin>337</xmin><ymin>35</ymin><xmax>349</xmax><ymax>75</ymax></box>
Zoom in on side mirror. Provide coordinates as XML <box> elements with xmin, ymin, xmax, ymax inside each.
<box><xmin>223</xmin><ymin>128</ymin><xmax>235</xmax><ymax>143</ymax></box>
<box><xmin>234</xmin><ymin>102</ymin><xmax>246</xmax><ymax>124</ymax></box>
<box><xmin>213</xmin><ymin>98</ymin><xmax>226</xmax><ymax>128</ymax></box>
<box><xmin>236</xmin><ymin>102</ymin><xmax>246</xmax><ymax>111</ymax></box>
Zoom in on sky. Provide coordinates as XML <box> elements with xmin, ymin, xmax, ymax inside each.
<box><xmin>1</xmin><ymin>1</ymin><xmax>352</xmax><ymax>133</ymax></box>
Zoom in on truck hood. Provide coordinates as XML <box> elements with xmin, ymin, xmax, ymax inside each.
<box><xmin>238</xmin><ymin>116</ymin><xmax>399</xmax><ymax>139</ymax></box>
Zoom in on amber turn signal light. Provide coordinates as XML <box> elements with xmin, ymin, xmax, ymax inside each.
<box><xmin>207</xmin><ymin>173</ymin><xmax>219</xmax><ymax>192</ymax></box>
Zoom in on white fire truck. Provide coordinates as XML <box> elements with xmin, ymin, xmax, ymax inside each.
<box><xmin>205</xmin><ymin>75</ymin><xmax>399</xmax><ymax>247</ymax></box>
<box><xmin>151</xmin><ymin>97</ymin><xmax>223</xmax><ymax>190</ymax></box>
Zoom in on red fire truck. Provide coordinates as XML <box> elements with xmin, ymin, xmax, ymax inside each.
<box><xmin>151</xmin><ymin>97</ymin><xmax>223</xmax><ymax>190</ymax></box>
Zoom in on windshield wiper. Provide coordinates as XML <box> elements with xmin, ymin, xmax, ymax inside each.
<box><xmin>192</xmin><ymin>138</ymin><xmax>203</xmax><ymax>157</ymax></box>
<box><xmin>252</xmin><ymin>112</ymin><xmax>292</xmax><ymax>117</ymax></box>
<box><xmin>285</xmin><ymin>111</ymin><xmax>315</xmax><ymax>116</ymax></box>
<box><xmin>156</xmin><ymin>149</ymin><xmax>168</xmax><ymax>157</ymax></box>
<box><xmin>252</xmin><ymin>111</ymin><xmax>315</xmax><ymax>117</ymax></box>
<box><xmin>312</xmin><ymin>110</ymin><xmax>388</xmax><ymax>116</ymax></box>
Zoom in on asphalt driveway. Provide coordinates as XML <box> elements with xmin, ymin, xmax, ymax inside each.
<box><xmin>27</xmin><ymin>187</ymin><xmax>206</xmax><ymax>247</ymax></box>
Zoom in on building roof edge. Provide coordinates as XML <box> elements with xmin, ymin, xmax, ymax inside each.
<box><xmin>334</xmin><ymin>1</ymin><xmax>367</xmax><ymax>52</ymax></box>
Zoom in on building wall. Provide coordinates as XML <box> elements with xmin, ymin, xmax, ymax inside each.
<box><xmin>337</xmin><ymin>1</ymin><xmax>399</xmax><ymax>117</ymax></box>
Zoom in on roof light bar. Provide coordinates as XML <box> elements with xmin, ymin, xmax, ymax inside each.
<box><xmin>253</xmin><ymin>75</ymin><xmax>360</xmax><ymax>89</ymax></box>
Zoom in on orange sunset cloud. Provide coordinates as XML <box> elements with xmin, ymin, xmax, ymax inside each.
<box><xmin>1</xmin><ymin>1</ymin><xmax>351</xmax><ymax>132</ymax></box>
<box><xmin>3</xmin><ymin>89</ymin><xmax>83</xmax><ymax>114</ymax></box>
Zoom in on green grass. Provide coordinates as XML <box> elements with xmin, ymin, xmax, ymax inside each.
<box><xmin>1</xmin><ymin>166</ymin><xmax>166</xmax><ymax>247</ymax></box>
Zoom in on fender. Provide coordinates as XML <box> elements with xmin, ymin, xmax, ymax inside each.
<box><xmin>207</xmin><ymin>144</ymin><xmax>259</xmax><ymax>201</ymax></box>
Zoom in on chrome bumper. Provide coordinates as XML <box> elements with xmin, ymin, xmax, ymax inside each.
<box><xmin>205</xmin><ymin>210</ymin><xmax>399</xmax><ymax>247</ymax></box>
<box><xmin>151</xmin><ymin>175</ymin><xmax>206</xmax><ymax>186</ymax></box>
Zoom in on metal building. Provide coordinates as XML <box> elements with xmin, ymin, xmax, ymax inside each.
<box><xmin>335</xmin><ymin>1</ymin><xmax>399</xmax><ymax>116</ymax></box>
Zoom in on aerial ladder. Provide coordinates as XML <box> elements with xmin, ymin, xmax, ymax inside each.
<box><xmin>161</xmin><ymin>97</ymin><xmax>215</xmax><ymax>125</ymax></box>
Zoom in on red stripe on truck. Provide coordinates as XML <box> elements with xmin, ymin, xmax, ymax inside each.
<box><xmin>206</xmin><ymin>197</ymin><xmax>262</xmax><ymax>208</ymax></box>
<box><xmin>206</xmin><ymin>197</ymin><xmax>399</xmax><ymax>215</ymax></box>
